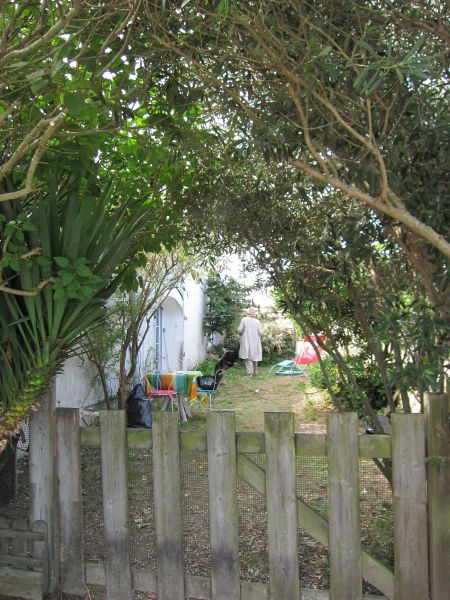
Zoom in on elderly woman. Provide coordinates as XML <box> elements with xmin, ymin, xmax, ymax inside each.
<box><xmin>238</xmin><ymin>307</ymin><xmax>262</xmax><ymax>376</ymax></box>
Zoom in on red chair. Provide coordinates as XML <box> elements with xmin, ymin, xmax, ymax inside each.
<box><xmin>143</xmin><ymin>373</ymin><xmax>178</xmax><ymax>411</ymax></box>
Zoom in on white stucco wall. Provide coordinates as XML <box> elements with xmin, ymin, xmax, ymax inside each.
<box><xmin>182</xmin><ymin>276</ymin><xmax>207</xmax><ymax>369</ymax></box>
<box><xmin>55</xmin><ymin>354</ymin><xmax>104</xmax><ymax>409</ymax></box>
<box><xmin>54</xmin><ymin>276</ymin><xmax>207</xmax><ymax>408</ymax></box>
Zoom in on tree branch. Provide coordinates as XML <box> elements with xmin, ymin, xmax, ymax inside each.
<box><xmin>287</xmin><ymin>157</ymin><xmax>450</xmax><ymax>258</ymax></box>
<box><xmin>0</xmin><ymin>1</ymin><xmax>81</xmax><ymax>68</ymax></box>
<box><xmin>0</xmin><ymin>278</ymin><xmax>52</xmax><ymax>296</ymax></box>
<box><xmin>0</xmin><ymin>111</ymin><xmax>67</xmax><ymax>202</ymax></box>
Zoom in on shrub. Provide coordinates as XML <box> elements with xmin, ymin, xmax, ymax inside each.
<box><xmin>310</xmin><ymin>354</ymin><xmax>388</xmax><ymax>418</ymax></box>
<box><xmin>260</xmin><ymin>317</ymin><xmax>296</xmax><ymax>360</ymax></box>
<box><xmin>204</xmin><ymin>274</ymin><xmax>251</xmax><ymax>340</ymax></box>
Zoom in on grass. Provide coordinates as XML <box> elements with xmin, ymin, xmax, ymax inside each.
<box><xmin>181</xmin><ymin>362</ymin><xmax>333</xmax><ymax>432</ymax></box>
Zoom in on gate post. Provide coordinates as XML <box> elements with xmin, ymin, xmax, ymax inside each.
<box><xmin>392</xmin><ymin>413</ymin><xmax>429</xmax><ymax>600</ymax></box>
<box><xmin>56</xmin><ymin>407</ymin><xmax>85</xmax><ymax>596</ymax></box>
<box><xmin>327</xmin><ymin>412</ymin><xmax>362</xmax><ymax>600</ymax></box>
<box><xmin>265</xmin><ymin>412</ymin><xmax>300</xmax><ymax>600</ymax></box>
<box><xmin>153</xmin><ymin>411</ymin><xmax>185</xmax><ymax>600</ymax></box>
<box><xmin>29</xmin><ymin>383</ymin><xmax>59</xmax><ymax>592</ymax></box>
<box><xmin>425</xmin><ymin>392</ymin><xmax>450</xmax><ymax>600</ymax></box>
<box><xmin>100</xmin><ymin>410</ymin><xmax>132</xmax><ymax>600</ymax></box>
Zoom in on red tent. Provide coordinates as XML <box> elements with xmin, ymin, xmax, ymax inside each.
<box><xmin>293</xmin><ymin>335</ymin><xmax>326</xmax><ymax>365</ymax></box>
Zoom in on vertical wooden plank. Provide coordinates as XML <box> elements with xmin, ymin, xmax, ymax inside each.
<box><xmin>425</xmin><ymin>392</ymin><xmax>450</xmax><ymax>600</ymax></box>
<box><xmin>0</xmin><ymin>515</ymin><xmax>9</xmax><ymax>553</ymax></box>
<box><xmin>152</xmin><ymin>411</ymin><xmax>185</xmax><ymax>600</ymax></box>
<box><xmin>56</xmin><ymin>408</ymin><xmax>85</xmax><ymax>596</ymax></box>
<box><xmin>392</xmin><ymin>414</ymin><xmax>429</xmax><ymax>600</ymax></box>
<box><xmin>264</xmin><ymin>412</ymin><xmax>300</xmax><ymax>600</ymax></box>
<box><xmin>0</xmin><ymin>441</ymin><xmax>17</xmax><ymax>503</ymax></box>
<box><xmin>29</xmin><ymin>384</ymin><xmax>58</xmax><ymax>591</ymax></box>
<box><xmin>327</xmin><ymin>412</ymin><xmax>362</xmax><ymax>600</ymax></box>
<box><xmin>32</xmin><ymin>520</ymin><xmax>49</xmax><ymax>590</ymax></box>
<box><xmin>100</xmin><ymin>410</ymin><xmax>132</xmax><ymax>600</ymax></box>
<box><xmin>11</xmin><ymin>518</ymin><xmax>29</xmax><ymax>557</ymax></box>
<box><xmin>208</xmin><ymin>411</ymin><xmax>240</xmax><ymax>600</ymax></box>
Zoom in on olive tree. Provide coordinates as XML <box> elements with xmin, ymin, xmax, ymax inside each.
<box><xmin>144</xmin><ymin>0</ymin><xmax>449</xmax><ymax>319</ymax></box>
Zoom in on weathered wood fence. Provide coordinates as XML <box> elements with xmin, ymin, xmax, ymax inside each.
<box><xmin>52</xmin><ymin>393</ymin><xmax>449</xmax><ymax>600</ymax></box>
<box><xmin>0</xmin><ymin>517</ymin><xmax>48</xmax><ymax>600</ymax></box>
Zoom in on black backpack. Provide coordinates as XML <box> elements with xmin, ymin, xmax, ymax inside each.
<box><xmin>197</xmin><ymin>369</ymin><xmax>224</xmax><ymax>391</ymax></box>
<box><xmin>197</xmin><ymin>375</ymin><xmax>216</xmax><ymax>391</ymax></box>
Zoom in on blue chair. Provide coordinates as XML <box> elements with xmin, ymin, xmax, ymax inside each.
<box><xmin>196</xmin><ymin>369</ymin><xmax>224</xmax><ymax>410</ymax></box>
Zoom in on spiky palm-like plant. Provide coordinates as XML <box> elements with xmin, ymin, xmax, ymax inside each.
<box><xmin>0</xmin><ymin>174</ymin><xmax>149</xmax><ymax>443</ymax></box>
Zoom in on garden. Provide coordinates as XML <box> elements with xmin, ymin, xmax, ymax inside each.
<box><xmin>0</xmin><ymin>2</ymin><xmax>448</xmax><ymax>599</ymax></box>
<box><xmin>1</xmin><ymin>361</ymin><xmax>396</xmax><ymax>600</ymax></box>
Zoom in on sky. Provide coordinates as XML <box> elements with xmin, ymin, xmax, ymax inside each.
<box><xmin>220</xmin><ymin>254</ymin><xmax>275</xmax><ymax>309</ymax></box>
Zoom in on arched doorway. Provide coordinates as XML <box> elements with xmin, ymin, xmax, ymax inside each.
<box><xmin>159</xmin><ymin>296</ymin><xmax>184</xmax><ymax>372</ymax></box>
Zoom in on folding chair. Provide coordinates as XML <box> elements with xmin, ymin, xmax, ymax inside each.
<box><xmin>143</xmin><ymin>373</ymin><xmax>178</xmax><ymax>411</ymax></box>
<box><xmin>196</xmin><ymin>369</ymin><xmax>224</xmax><ymax>410</ymax></box>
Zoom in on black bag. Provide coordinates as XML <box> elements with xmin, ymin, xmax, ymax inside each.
<box><xmin>197</xmin><ymin>375</ymin><xmax>216</xmax><ymax>391</ymax></box>
<box><xmin>126</xmin><ymin>383</ymin><xmax>152</xmax><ymax>429</ymax></box>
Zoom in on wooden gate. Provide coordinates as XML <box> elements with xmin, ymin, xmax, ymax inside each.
<box><xmin>0</xmin><ymin>517</ymin><xmax>48</xmax><ymax>600</ymax></box>
<box><xmin>55</xmin><ymin>399</ymin><xmax>449</xmax><ymax>600</ymax></box>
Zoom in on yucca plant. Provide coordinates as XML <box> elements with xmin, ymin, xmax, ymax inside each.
<box><xmin>0</xmin><ymin>173</ymin><xmax>149</xmax><ymax>442</ymax></box>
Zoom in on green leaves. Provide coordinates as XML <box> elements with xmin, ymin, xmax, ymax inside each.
<box><xmin>63</xmin><ymin>91</ymin><xmax>86</xmax><ymax>117</ymax></box>
<box><xmin>53</xmin><ymin>257</ymin><xmax>104</xmax><ymax>301</ymax></box>
<box><xmin>352</xmin><ymin>34</ymin><xmax>432</xmax><ymax>96</ymax></box>
<box><xmin>0</xmin><ymin>170</ymin><xmax>150</xmax><ymax>440</ymax></box>
<box><xmin>53</xmin><ymin>256</ymin><xmax>70</xmax><ymax>268</ymax></box>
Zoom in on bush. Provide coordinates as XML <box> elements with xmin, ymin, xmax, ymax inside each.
<box><xmin>223</xmin><ymin>328</ymin><xmax>240</xmax><ymax>354</ymax></box>
<box><xmin>260</xmin><ymin>317</ymin><xmax>296</xmax><ymax>360</ymax></box>
<box><xmin>204</xmin><ymin>274</ymin><xmax>251</xmax><ymax>340</ymax></box>
<box><xmin>310</xmin><ymin>354</ymin><xmax>388</xmax><ymax>418</ymax></box>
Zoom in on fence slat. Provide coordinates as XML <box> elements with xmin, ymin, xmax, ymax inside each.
<box><xmin>100</xmin><ymin>410</ymin><xmax>132</xmax><ymax>600</ymax></box>
<box><xmin>208</xmin><ymin>411</ymin><xmax>240</xmax><ymax>600</ymax></box>
<box><xmin>56</xmin><ymin>408</ymin><xmax>84</xmax><ymax>595</ymax></box>
<box><xmin>327</xmin><ymin>412</ymin><xmax>362</xmax><ymax>599</ymax></box>
<box><xmin>153</xmin><ymin>411</ymin><xmax>185</xmax><ymax>600</ymax></box>
<box><xmin>264</xmin><ymin>413</ymin><xmax>300</xmax><ymax>600</ymax></box>
<box><xmin>32</xmin><ymin>520</ymin><xmax>48</xmax><ymax>591</ymax></box>
<box><xmin>425</xmin><ymin>392</ymin><xmax>450</xmax><ymax>600</ymax></box>
<box><xmin>0</xmin><ymin>516</ymin><xmax>9</xmax><ymax>554</ymax></box>
<box><xmin>29</xmin><ymin>384</ymin><xmax>58</xmax><ymax>591</ymax></box>
<box><xmin>11</xmin><ymin>518</ymin><xmax>29</xmax><ymax>557</ymax></box>
<box><xmin>392</xmin><ymin>414</ymin><xmax>429</xmax><ymax>600</ymax></box>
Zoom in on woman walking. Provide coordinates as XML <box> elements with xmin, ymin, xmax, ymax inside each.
<box><xmin>238</xmin><ymin>307</ymin><xmax>262</xmax><ymax>376</ymax></box>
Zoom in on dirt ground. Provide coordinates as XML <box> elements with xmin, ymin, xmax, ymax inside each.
<box><xmin>1</xmin><ymin>364</ymin><xmax>392</xmax><ymax>599</ymax></box>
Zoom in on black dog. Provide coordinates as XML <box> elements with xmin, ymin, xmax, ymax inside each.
<box><xmin>214</xmin><ymin>350</ymin><xmax>238</xmax><ymax>373</ymax></box>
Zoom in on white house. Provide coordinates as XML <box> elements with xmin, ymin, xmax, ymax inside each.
<box><xmin>55</xmin><ymin>275</ymin><xmax>208</xmax><ymax>410</ymax></box>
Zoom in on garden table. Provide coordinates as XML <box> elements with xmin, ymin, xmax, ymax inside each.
<box><xmin>145</xmin><ymin>371</ymin><xmax>202</xmax><ymax>422</ymax></box>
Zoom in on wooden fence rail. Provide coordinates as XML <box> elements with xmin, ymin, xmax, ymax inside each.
<box><xmin>53</xmin><ymin>404</ymin><xmax>449</xmax><ymax>600</ymax></box>
<box><xmin>0</xmin><ymin>517</ymin><xmax>48</xmax><ymax>600</ymax></box>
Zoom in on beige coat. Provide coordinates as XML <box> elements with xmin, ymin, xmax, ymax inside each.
<box><xmin>238</xmin><ymin>316</ymin><xmax>262</xmax><ymax>361</ymax></box>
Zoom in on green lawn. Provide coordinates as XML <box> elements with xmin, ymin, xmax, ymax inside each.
<box><xmin>181</xmin><ymin>362</ymin><xmax>333</xmax><ymax>432</ymax></box>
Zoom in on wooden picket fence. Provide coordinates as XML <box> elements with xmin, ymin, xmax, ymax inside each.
<box><xmin>54</xmin><ymin>398</ymin><xmax>449</xmax><ymax>600</ymax></box>
<box><xmin>0</xmin><ymin>517</ymin><xmax>48</xmax><ymax>600</ymax></box>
